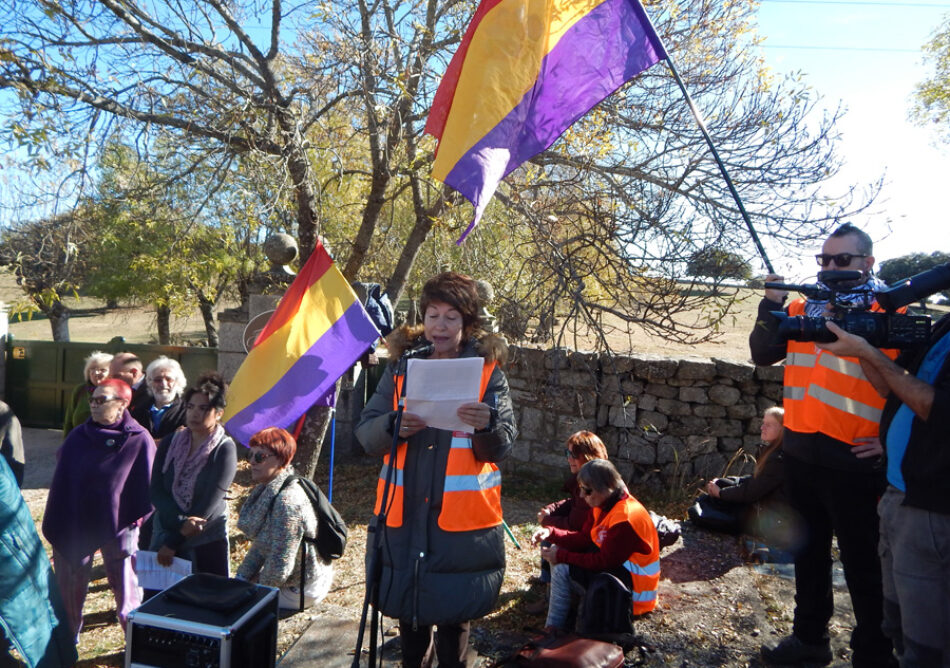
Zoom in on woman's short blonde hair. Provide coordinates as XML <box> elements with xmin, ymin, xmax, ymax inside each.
<box><xmin>83</xmin><ymin>351</ymin><xmax>113</xmax><ymax>384</ymax></box>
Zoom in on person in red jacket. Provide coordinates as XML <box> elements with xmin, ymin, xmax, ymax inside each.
<box><xmin>537</xmin><ymin>431</ymin><xmax>609</xmax><ymax>532</ymax></box>
<box><xmin>533</xmin><ymin>459</ymin><xmax>660</xmax><ymax>634</ymax></box>
<box><xmin>526</xmin><ymin>431</ymin><xmax>608</xmax><ymax>614</ymax></box>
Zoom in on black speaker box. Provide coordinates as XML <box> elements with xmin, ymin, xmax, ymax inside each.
<box><xmin>125</xmin><ymin>573</ymin><xmax>279</xmax><ymax>668</ymax></box>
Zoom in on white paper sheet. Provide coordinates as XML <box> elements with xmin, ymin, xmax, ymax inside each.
<box><xmin>405</xmin><ymin>357</ymin><xmax>484</xmax><ymax>432</ymax></box>
<box><xmin>134</xmin><ymin>550</ymin><xmax>193</xmax><ymax>591</ymax></box>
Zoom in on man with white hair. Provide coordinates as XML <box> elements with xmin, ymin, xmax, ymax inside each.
<box><xmin>130</xmin><ymin>356</ymin><xmax>187</xmax><ymax>440</ymax></box>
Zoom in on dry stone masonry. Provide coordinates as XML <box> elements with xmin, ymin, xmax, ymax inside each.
<box><xmin>502</xmin><ymin>345</ymin><xmax>784</xmax><ymax>489</ymax></box>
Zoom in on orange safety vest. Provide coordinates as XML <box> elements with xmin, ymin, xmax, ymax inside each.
<box><xmin>782</xmin><ymin>299</ymin><xmax>900</xmax><ymax>444</ymax></box>
<box><xmin>373</xmin><ymin>360</ymin><xmax>503</xmax><ymax>532</ymax></box>
<box><xmin>590</xmin><ymin>495</ymin><xmax>660</xmax><ymax>616</ymax></box>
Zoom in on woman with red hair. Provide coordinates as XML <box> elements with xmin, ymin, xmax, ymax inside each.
<box><xmin>235</xmin><ymin>427</ymin><xmax>333</xmax><ymax>610</ymax></box>
<box><xmin>43</xmin><ymin>378</ymin><xmax>156</xmax><ymax>641</ymax></box>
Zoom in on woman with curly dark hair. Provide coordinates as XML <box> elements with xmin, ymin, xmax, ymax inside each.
<box><xmin>356</xmin><ymin>271</ymin><xmax>518</xmax><ymax>668</ymax></box>
<box><xmin>148</xmin><ymin>371</ymin><xmax>237</xmax><ymax>583</ymax></box>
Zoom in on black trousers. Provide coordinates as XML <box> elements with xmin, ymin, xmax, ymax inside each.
<box><xmin>398</xmin><ymin>620</ymin><xmax>470</xmax><ymax>668</ymax></box>
<box><xmin>784</xmin><ymin>455</ymin><xmax>894</xmax><ymax>667</ymax></box>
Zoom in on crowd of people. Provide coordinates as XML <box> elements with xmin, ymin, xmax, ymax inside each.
<box><xmin>4</xmin><ymin>232</ymin><xmax>948</xmax><ymax>667</ymax></box>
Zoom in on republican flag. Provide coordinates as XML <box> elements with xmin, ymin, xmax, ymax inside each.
<box><xmin>222</xmin><ymin>242</ymin><xmax>380</xmax><ymax>445</ymax></box>
<box><xmin>426</xmin><ymin>0</ymin><xmax>666</xmax><ymax>242</ymax></box>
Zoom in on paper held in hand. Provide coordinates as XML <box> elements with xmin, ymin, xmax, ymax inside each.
<box><xmin>135</xmin><ymin>550</ymin><xmax>193</xmax><ymax>591</ymax></box>
<box><xmin>405</xmin><ymin>357</ymin><xmax>484</xmax><ymax>432</ymax></box>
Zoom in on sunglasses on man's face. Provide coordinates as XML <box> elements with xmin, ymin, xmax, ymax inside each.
<box><xmin>250</xmin><ymin>451</ymin><xmax>274</xmax><ymax>464</ymax></box>
<box><xmin>815</xmin><ymin>252</ymin><xmax>867</xmax><ymax>267</ymax></box>
<box><xmin>90</xmin><ymin>395</ymin><xmax>119</xmax><ymax>406</ymax></box>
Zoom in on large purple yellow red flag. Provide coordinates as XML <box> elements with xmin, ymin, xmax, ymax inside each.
<box><xmin>426</xmin><ymin>0</ymin><xmax>666</xmax><ymax>241</ymax></box>
<box><xmin>222</xmin><ymin>242</ymin><xmax>380</xmax><ymax>445</ymax></box>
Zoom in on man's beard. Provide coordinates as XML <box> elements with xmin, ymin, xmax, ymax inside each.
<box><xmin>153</xmin><ymin>389</ymin><xmax>177</xmax><ymax>407</ymax></box>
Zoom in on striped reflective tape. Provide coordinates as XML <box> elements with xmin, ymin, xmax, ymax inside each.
<box><xmin>444</xmin><ymin>469</ymin><xmax>502</xmax><ymax>492</ymax></box>
<box><xmin>807</xmin><ymin>384</ymin><xmax>882</xmax><ymax>423</ymax></box>
<box><xmin>632</xmin><ymin>589</ymin><xmax>658</xmax><ymax>602</ymax></box>
<box><xmin>783</xmin><ymin>386</ymin><xmax>806</xmax><ymax>401</ymax></box>
<box><xmin>786</xmin><ymin>351</ymin><xmax>816</xmax><ymax>367</ymax></box>
<box><xmin>625</xmin><ymin>559</ymin><xmax>661</xmax><ymax>577</ymax></box>
<box><xmin>818</xmin><ymin>353</ymin><xmax>866</xmax><ymax>379</ymax></box>
<box><xmin>378</xmin><ymin>462</ymin><xmax>404</xmax><ymax>487</ymax></box>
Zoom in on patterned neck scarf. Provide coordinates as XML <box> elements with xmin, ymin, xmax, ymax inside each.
<box><xmin>163</xmin><ymin>424</ymin><xmax>226</xmax><ymax>510</ymax></box>
<box><xmin>804</xmin><ymin>274</ymin><xmax>888</xmax><ymax>318</ymax></box>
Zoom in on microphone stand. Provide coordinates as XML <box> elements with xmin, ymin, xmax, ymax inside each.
<box><xmin>352</xmin><ymin>351</ymin><xmax>414</xmax><ymax>668</ymax></box>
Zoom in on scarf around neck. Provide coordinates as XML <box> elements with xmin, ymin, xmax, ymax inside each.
<box><xmin>163</xmin><ymin>424</ymin><xmax>226</xmax><ymax>510</ymax></box>
<box><xmin>803</xmin><ymin>274</ymin><xmax>887</xmax><ymax>318</ymax></box>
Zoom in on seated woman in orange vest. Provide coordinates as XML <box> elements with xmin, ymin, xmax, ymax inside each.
<box><xmin>356</xmin><ymin>271</ymin><xmax>517</xmax><ymax>668</ymax></box>
<box><xmin>531</xmin><ymin>431</ymin><xmax>608</xmax><ymax>594</ymax></box>
<box><xmin>534</xmin><ymin>459</ymin><xmax>660</xmax><ymax>634</ymax></box>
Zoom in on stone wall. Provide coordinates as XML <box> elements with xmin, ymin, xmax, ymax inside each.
<box><xmin>502</xmin><ymin>345</ymin><xmax>784</xmax><ymax>489</ymax></box>
<box><xmin>220</xmin><ymin>326</ymin><xmax>785</xmax><ymax>490</ymax></box>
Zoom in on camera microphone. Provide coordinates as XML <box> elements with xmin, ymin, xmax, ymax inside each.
<box><xmin>402</xmin><ymin>343</ymin><xmax>434</xmax><ymax>359</ymax></box>
<box><xmin>817</xmin><ymin>270</ymin><xmax>863</xmax><ymax>287</ymax></box>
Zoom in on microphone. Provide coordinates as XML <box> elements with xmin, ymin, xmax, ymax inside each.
<box><xmin>402</xmin><ymin>342</ymin><xmax>434</xmax><ymax>359</ymax></box>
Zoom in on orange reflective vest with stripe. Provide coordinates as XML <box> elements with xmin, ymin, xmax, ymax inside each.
<box><xmin>373</xmin><ymin>361</ymin><xmax>503</xmax><ymax>532</ymax></box>
<box><xmin>783</xmin><ymin>298</ymin><xmax>900</xmax><ymax>444</ymax></box>
<box><xmin>590</xmin><ymin>495</ymin><xmax>660</xmax><ymax>616</ymax></box>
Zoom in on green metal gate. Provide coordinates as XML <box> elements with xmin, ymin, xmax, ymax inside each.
<box><xmin>4</xmin><ymin>337</ymin><xmax>218</xmax><ymax>429</ymax></box>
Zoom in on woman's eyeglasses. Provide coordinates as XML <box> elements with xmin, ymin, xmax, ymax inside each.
<box><xmin>89</xmin><ymin>395</ymin><xmax>119</xmax><ymax>406</ymax></box>
<box><xmin>250</xmin><ymin>451</ymin><xmax>274</xmax><ymax>464</ymax></box>
<box><xmin>565</xmin><ymin>449</ymin><xmax>578</xmax><ymax>459</ymax></box>
<box><xmin>815</xmin><ymin>252</ymin><xmax>867</xmax><ymax>267</ymax></box>
<box><xmin>578</xmin><ymin>485</ymin><xmax>593</xmax><ymax>496</ymax></box>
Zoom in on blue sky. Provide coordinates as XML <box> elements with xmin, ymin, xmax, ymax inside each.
<box><xmin>755</xmin><ymin>0</ymin><xmax>950</xmax><ymax>280</ymax></box>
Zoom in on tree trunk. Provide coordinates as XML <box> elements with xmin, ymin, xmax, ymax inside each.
<box><xmin>197</xmin><ymin>291</ymin><xmax>219</xmax><ymax>347</ymax></box>
<box><xmin>291</xmin><ymin>385</ymin><xmax>339</xmax><ymax>479</ymax></box>
<box><xmin>385</xmin><ymin>177</ymin><xmax>446</xmax><ymax>304</ymax></box>
<box><xmin>45</xmin><ymin>300</ymin><xmax>71</xmax><ymax>342</ymax></box>
<box><xmin>277</xmin><ymin>112</ymin><xmax>320</xmax><ymax>261</ymax></box>
<box><xmin>156</xmin><ymin>304</ymin><xmax>171</xmax><ymax>344</ymax></box>
<box><xmin>343</xmin><ymin>168</ymin><xmax>390</xmax><ymax>281</ymax></box>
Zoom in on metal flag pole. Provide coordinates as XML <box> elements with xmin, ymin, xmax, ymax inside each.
<box><xmin>639</xmin><ymin>4</ymin><xmax>775</xmax><ymax>275</ymax></box>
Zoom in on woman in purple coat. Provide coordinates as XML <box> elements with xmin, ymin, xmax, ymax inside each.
<box><xmin>43</xmin><ymin>378</ymin><xmax>156</xmax><ymax>642</ymax></box>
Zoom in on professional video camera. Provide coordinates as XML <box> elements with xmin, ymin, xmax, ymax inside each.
<box><xmin>765</xmin><ymin>263</ymin><xmax>950</xmax><ymax>348</ymax></box>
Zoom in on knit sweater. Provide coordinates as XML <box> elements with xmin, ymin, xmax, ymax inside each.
<box><xmin>236</xmin><ymin>467</ymin><xmax>325</xmax><ymax>589</ymax></box>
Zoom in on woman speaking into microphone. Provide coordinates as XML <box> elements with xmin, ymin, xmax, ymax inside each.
<box><xmin>356</xmin><ymin>271</ymin><xmax>517</xmax><ymax>668</ymax></box>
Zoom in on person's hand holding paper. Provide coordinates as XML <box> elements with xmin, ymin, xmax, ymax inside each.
<box><xmin>402</xmin><ymin>358</ymin><xmax>488</xmax><ymax>433</ymax></box>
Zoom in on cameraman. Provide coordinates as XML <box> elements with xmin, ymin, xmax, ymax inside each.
<box><xmin>816</xmin><ymin>301</ymin><xmax>950</xmax><ymax>668</ymax></box>
<box><xmin>750</xmin><ymin>223</ymin><xmax>897</xmax><ymax>667</ymax></box>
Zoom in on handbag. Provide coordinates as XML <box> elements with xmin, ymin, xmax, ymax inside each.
<box><xmin>687</xmin><ymin>493</ymin><xmax>744</xmax><ymax>534</ymax></box>
<box><xmin>512</xmin><ymin>634</ymin><xmax>624</xmax><ymax>668</ymax></box>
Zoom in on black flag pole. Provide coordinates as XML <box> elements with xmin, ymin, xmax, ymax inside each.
<box><xmin>640</xmin><ymin>6</ymin><xmax>775</xmax><ymax>275</ymax></box>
